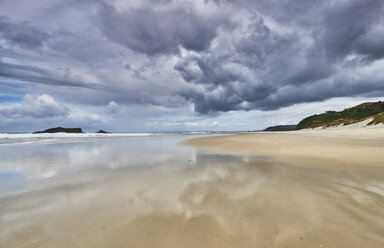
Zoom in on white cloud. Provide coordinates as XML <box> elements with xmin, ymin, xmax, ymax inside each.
<box><xmin>0</xmin><ymin>94</ymin><xmax>68</xmax><ymax>119</ymax></box>
<box><xmin>67</xmin><ymin>110</ymin><xmax>104</xmax><ymax>123</ymax></box>
<box><xmin>105</xmin><ymin>101</ymin><xmax>119</xmax><ymax>114</ymax></box>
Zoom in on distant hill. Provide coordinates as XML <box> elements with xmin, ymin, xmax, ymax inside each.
<box><xmin>263</xmin><ymin>125</ymin><xmax>297</xmax><ymax>131</ymax></box>
<box><xmin>296</xmin><ymin>101</ymin><xmax>384</xmax><ymax>129</ymax></box>
<box><xmin>33</xmin><ymin>127</ymin><xmax>84</xmax><ymax>134</ymax></box>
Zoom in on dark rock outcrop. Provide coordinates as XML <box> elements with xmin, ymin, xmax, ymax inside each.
<box><xmin>96</xmin><ymin>130</ymin><xmax>109</xmax><ymax>133</ymax></box>
<box><xmin>33</xmin><ymin>127</ymin><xmax>84</xmax><ymax>134</ymax></box>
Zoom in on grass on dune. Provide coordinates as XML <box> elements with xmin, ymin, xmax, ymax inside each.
<box><xmin>296</xmin><ymin>101</ymin><xmax>384</xmax><ymax>129</ymax></box>
<box><xmin>368</xmin><ymin>112</ymin><xmax>384</xmax><ymax>125</ymax></box>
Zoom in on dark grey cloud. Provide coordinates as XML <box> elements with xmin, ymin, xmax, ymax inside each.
<box><xmin>173</xmin><ymin>0</ymin><xmax>384</xmax><ymax>113</ymax></box>
<box><xmin>351</xmin><ymin>26</ymin><xmax>384</xmax><ymax>61</ymax></box>
<box><xmin>0</xmin><ymin>60</ymin><xmax>101</xmax><ymax>89</ymax></box>
<box><xmin>0</xmin><ymin>16</ymin><xmax>50</xmax><ymax>49</ymax></box>
<box><xmin>0</xmin><ymin>0</ymin><xmax>384</xmax><ymax>128</ymax></box>
<box><xmin>98</xmin><ymin>3</ymin><xmax>231</xmax><ymax>55</ymax></box>
<box><xmin>314</xmin><ymin>0</ymin><xmax>384</xmax><ymax>60</ymax></box>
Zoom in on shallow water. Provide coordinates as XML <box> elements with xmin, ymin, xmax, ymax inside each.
<box><xmin>1</xmin><ymin>135</ymin><xmax>383</xmax><ymax>247</ymax></box>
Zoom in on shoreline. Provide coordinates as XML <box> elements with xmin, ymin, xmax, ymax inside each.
<box><xmin>184</xmin><ymin>126</ymin><xmax>384</xmax><ymax>170</ymax></box>
<box><xmin>182</xmin><ymin>127</ymin><xmax>384</xmax><ymax>247</ymax></box>
<box><xmin>2</xmin><ymin>130</ymin><xmax>384</xmax><ymax>247</ymax></box>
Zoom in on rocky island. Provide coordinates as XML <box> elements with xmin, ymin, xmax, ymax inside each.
<box><xmin>96</xmin><ymin>130</ymin><xmax>109</xmax><ymax>133</ymax></box>
<box><xmin>33</xmin><ymin>127</ymin><xmax>84</xmax><ymax>134</ymax></box>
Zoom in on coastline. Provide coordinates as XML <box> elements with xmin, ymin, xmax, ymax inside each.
<box><xmin>1</xmin><ymin>131</ymin><xmax>384</xmax><ymax>247</ymax></box>
<box><xmin>181</xmin><ymin>127</ymin><xmax>384</xmax><ymax>247</ymax></box>
<box><xmin>183</xmin><ymin>126</ymin><xmax>384</xmax><ymax>170</ymax></box>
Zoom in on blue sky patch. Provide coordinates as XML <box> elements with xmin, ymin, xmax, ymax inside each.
<box><xmin>0</xmin><ymin>95</ymin><xmax>23</xmax><ymax>103</ymax></box>
<box><xmin>0</xmin><ymin>81</ymin><xmax>29</xmax><ymax>89</ymax></box>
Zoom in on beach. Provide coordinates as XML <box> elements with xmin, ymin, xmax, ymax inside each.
<box><xmin>1</xmin><ymin>130</ymin><xmax>384</xmax><ymax>247</ymax></box>
<box><xmin>185</xmin><ymin>126</ymin><xmax>384</xmax><ymax>169</ymax></box>
<box><xmin>184</xmin><ymin>127</ymin><xmax>384</xmax><ymax>247</ymax></box>
<box><xmin>2</xmin><ymin>0</ymin><xmax>384</xmax><ymax>247</ymax></box>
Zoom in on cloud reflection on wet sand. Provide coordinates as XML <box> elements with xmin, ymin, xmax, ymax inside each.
<box><xmin>1</xmin><ymin>137</ymin><xmax>384</xmax><ymax>248</ymax></box>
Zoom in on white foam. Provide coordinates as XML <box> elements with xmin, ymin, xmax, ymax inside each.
<box><xmin>0</xmin><ymin>132</ymin><xmax>153</xmax><ymax>138</ymax></box>
<box><xmin>0</xmin><ymin>132</ymin><xmax>155</xmax><ymax>145</ymax></box>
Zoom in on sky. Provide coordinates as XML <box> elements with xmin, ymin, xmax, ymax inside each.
<box><xmin>0</xmin><ymin>0</ymin><xmax>384</xmax><ymax>132</ymax></box>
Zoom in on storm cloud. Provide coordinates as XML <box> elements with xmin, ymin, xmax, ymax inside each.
<box><xmin>99</xmin><ymin>3</ymin><xmax>231</xmax><ymax>55</ymax></box>
<box><xmin>0</xmin><ymin>16</ymin><xmax>50</xmax><ymax>49</ymax></box>
<box><xmin>173</xmin><ymin>0</ymin><xmax>384</xmax><ymax>113</ymax></box>
<box><xmin>0</xmin><ymin>0</ymin><xmax>384</xmax><ymax>130</ymax></box>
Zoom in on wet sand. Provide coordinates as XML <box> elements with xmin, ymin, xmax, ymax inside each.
<box><xmin>183</xmin><ymin>127</ymin><xmax>384</xmax><ymax>247</ymax></box>
<box><xmin>185</xmin><ymin>127</ymin><xmax>384</xmax><ymax>169</ymax></box>
<box><xmin>1</xmin><ymin>132</ymin><xmax>384</xmax><ymax>247</ymax></box>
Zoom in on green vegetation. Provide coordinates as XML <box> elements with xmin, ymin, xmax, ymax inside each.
<box><xmin>263</xmin><ymin>125</ymin><xmax>297</xmax><ymax>131</ymax></box>
<box><xmin>296</xmin><ymin>101</ymin><xmax>384</xmax><ymax>129</ymax></box>
<box><xmin>368</xmin><ymin>112</ymin><xmax>384</xmax><ymax>125</ymax></box>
